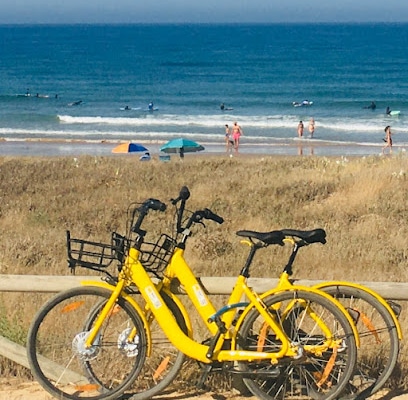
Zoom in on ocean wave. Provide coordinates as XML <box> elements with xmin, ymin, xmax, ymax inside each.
<box><xmin>57</xmin><ymin>113</ymin><xmax>405</xmax><ymax>128</ymax></box>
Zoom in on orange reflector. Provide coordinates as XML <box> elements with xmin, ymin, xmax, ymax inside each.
<box><xmin>61</xmin><ymin>301</ymin><xmax>85</xmax><ymax>313</ymax></box>
<box><xmin>109</xmin><ymin>304</ymin><xmax>121</xmax><ymax>316</ymax></box>
<box><xmin>355</xmin><ymin>308</ymin><xmax>381</xmax><ymax>344</ymax></box>
<box><xmin>74</xmin><ymin>383</ymin><xmax>100</xmax><ymax>392</ymax></box>
<box><xmin>317</xmin><ymin>345</ymin><xmax>337</xmax><ymax>388</ymax></box>
<box><xmin>257</xmin><ymin>322</ymin><xmax>269</xmax><ymax>352</ymax></box>
<box><xmin>153</xmin><ymin>356</ymin><xmax>170</xmax><ymax>380</ymax></box>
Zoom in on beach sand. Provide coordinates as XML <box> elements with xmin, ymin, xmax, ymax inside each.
<box><xmin>0</xmin><ymin>378</ymin><xmax>407</xmax><ymax>400</ymax></box>
<box><xmin>0</xmin><ymin>138</ymin><xmax>394</xmax><ymax>158</ymax></box>
<box><xmin>0</xmin><ymin>377</ymin><xmax>407</xmax><ymax>400</ymax></box>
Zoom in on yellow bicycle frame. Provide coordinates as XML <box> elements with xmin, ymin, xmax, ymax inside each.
<box><xmin>82</xmin><ymin>243</ymin><xmax>359</xmax><ymax>364</ymax></box>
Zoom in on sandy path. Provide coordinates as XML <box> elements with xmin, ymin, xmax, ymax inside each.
<box><xmin>0</xmin><ymin>378</ymin><xmax>249</xmax><ymax>400</ymax></box>
<box><xmin>0</xmin><ymin>379</ymin><xmax>407</xmax><ymax>400</ymax></box>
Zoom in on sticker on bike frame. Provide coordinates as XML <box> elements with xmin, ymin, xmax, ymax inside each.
<box><xmin>145</xmin><ymin>286</ymin><xmax>162</xmax><ymax>309</ymax></box>
<box><xmin>193</xmin><ymin>284</ymin><xmax>208</xmax><ymax>307</ymax></box>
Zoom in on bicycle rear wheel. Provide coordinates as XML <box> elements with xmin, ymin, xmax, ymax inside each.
<box><xmin>320</xmin><ymin>285</ymin><xmax>400</xmax><ymax>399</ymax></box>
<box><xmin>27</xmin><ymin>286</ymin><xmax>148</xmax><ymax>400</ymax></box>
<box><xmin>237</xmin><ymin>289</ymin><xmax>357</xmax><ymax>400</ymax></box>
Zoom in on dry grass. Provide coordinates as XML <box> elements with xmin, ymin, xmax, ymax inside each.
<box><xmin>0</xmin><ymin>153</ymin><xmax>407</xmax><ymax>387</ymax></box>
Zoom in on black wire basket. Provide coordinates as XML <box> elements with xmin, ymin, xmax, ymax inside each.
<box><xmin>67</xmin><ymin>230</ymin><xmax>127</xmax><ymax>272</ymax></box>
<box><xmin>139</xmin><ymin>233</ymin><xmax>175</xmax><ymax>272</ymax></box>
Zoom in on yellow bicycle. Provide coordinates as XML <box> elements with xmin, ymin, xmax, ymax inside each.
<box><xmin>275</xmin><ymin>230</ymin><xmax>401</xmax><ymax>399</ymax></box>
<box><xmin>27</xmin><ymin>191</ymin><xmax>359</xmax><ymax>400</ymax></box>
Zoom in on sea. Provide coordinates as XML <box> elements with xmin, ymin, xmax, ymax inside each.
<box><xmin>1</xmin><ymin>23</ymin><xmax>408</xmax><ymax>157</ymax></box>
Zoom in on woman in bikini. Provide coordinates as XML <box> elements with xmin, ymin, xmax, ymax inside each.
<box><xmin>382</xmin><ymin>125</ymin><xmax>393</xmax><ymax>154</ymax></box>
<box><xmin>232</xmin><ymin>121</ymin><xmax>243</xmax><ymax>153</ymax></box>
<box><xmin>224</xmin><ymin>124</ymin><xmax>233</xmax><ymax>154</ymax></box>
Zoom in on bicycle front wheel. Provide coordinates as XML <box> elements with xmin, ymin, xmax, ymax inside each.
<box><xmin>27</xmin><ymin>286</ymin><xmax>148</xmax><ymax>400</ymax></box>
<box><xmin>237</xmin><ymin>289</ymin><xmax>358</xmax><ymax>400</ymax></box>
<box><xmin>83</xmin><ymin>290</ymin><xmax>187</xmax><ymax>400</ymax></box>
<box><xmin>320</xmin><ymin>285</ymin><xmax>400</xmax><ymax>399</ymax></box>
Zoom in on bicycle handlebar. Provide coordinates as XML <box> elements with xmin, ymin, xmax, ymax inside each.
<box><xmin>171</xmin><ymin>186</ymin><xmax>224</xmax><ymax>235</ymax></box>
<box><xmin>131</xmin><ymin>198</ymin><xmax>167</xmax><ymax>237</ymax></box>
<box><xmin>171</xmin><ymin>186</ymin><xmax>190</xmax><ymax>206</ymax></box>
<box><xmin>185</xmin><ymin>208</ymin><xmax>224</xmax><ymax>229</ymax></box>
<box><xmin>171</xmin><ymin>186</ymin><xmax>191</xmax><ymax>233</ymax></box>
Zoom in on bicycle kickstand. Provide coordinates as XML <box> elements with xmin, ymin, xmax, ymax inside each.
<box><xmin>197</xmin><ymin>364</ymin><xmax>213</xmax><ymax>390</ymax></box>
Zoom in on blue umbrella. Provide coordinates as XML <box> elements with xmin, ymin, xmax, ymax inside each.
<box><xmin>112</xmin><ymin>143</ymin><xmax>149</xmax><ymax>154</ymax></box>
<box><xmin>160</xmin><ymin>138</ymin><xmax>204</xmax><ymax>157</ymax></box>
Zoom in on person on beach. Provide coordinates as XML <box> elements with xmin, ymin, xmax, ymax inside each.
<box><xmin>297</xmin><ymin>121</ymin><xmax>304</xmax><ymax>138</ymax></box>
<box><xmin>232</xmin><ymin>121</ymin><xmax>243</xmax><ymax>153</ymax></box>
<box><xmin>224</xmin><ymin>124</ymin><xmax>234</xmax><ymax>155</ymax></box>
<box><xmin>382</xmin><ymin>125</ymin><xmax>392</xmax><ymax>154</ymax></box>
<box><xmin>308</xmin><ymin>118</ymin><xmax>315</xmax><ymax>138</ymax></box>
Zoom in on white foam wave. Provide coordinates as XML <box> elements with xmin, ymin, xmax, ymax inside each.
<box><xmin>57</xmin><ymin>113</ymin><xmax>408</xmax><ymax>133</ymax></box>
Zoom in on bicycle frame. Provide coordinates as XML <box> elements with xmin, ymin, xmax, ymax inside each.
<box><xmin>83</xmin><ymin>243</ymin><xmax>359</xmax><ymax>365</ymax></box>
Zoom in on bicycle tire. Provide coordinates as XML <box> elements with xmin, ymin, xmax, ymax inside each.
<box><xmin>27</xmin><ymin>286</ymin><xmax>148</xmax><ymax>400</ymax></box>
<box><xmin>320</xmin><ymin>285</ymin><xmax>400</xmax><ymax>399</ymax></box>
<box><xmin>127</xmin><ymin>290</ymin><xmax>187</xmax><ymax>399</ymax></box>
<box><xmin>82</xmin><ymin>290</ymin><xmax>187</xmax><ymax>400</ymax></box>
<box><xmin>236</xmin><ymin>289</ymin><xmax>358</xmax><ymax>400</ymax></box>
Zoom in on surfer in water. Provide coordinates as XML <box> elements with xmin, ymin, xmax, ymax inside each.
<box><xmin>148</xmin><ymin>101</ymin><xmax>154</xmax><ymax>111</ymax></box>
<box><xmin>386</xmin><ymin>106</ymin><xmax>391</xmax><ymax>115</ymax></box>
<box><xmin>364</xmin><ymin>101</ymin><xmax>376</xmax><ymax>110</ymax></box>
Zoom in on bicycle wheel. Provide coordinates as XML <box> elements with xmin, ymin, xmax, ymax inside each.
<box><xmin>27</xmin><ymin>286</ymin><xmax>148</xmax><ymax>400</ymax></box>
<box><xmin>320</xmin><ymin>285</ymin><xmax>400</xmax><ymax>399</ymax></box>
<box><xmin>83</xmin><ymin>290</ymin><xmax>187</xmax><ymax>400</ymax></box>
<box><xmin>128</xmin><ymin>291</ymin><xmax>187</xmax><ymax>399</ymax></box>
<box><xmin>237</xmin><ymin>289</ymin><xmax>358</xmax><ymax>400</ymax></box>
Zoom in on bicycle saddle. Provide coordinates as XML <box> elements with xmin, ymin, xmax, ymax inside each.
<box><xmin>236</xmin><ymin>230</ymin><xmax>285</xmax><ymax>245</ymax></box>
<box><xmin>281</xmin><ymin>228</ymin><xmax>326</xmax><ymax>244</ymax></box>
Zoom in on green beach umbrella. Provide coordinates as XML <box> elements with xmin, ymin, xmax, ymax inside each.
<box><xmin>160</xmin><ymin>138</ymin><xmax>204</xmax><ymax>157</ymax></box>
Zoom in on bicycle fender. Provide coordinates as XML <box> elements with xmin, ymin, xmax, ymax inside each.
<box><xmin>79</xmin><ymin>280</ymin><xmax>153</xmax><ymax>354</ymax></box>
<box><xmin>314</xmin><ymin>281</ymin><xmax>403</xmax><ymax>340</ymax></box>
<box><xmin>232</xmin><ymin>285</ymin><xmax>360</xmax><ymax>348</ymax></box>
<box><xmin>161</xmin><ymin>288</ymin><xmax>194</xmax><ymax>338</ymax></box>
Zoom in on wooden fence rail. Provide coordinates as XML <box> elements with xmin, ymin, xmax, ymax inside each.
<box><xmin>0</xmin><ymin>274</ymin><xmax>407</xmax><ymax>300</ymax></box>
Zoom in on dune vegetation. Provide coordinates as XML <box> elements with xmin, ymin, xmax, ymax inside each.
<box><xmin>0</xmin><ymin>153</ymin><xmax>407</xmax><ymax>390</ymax></box>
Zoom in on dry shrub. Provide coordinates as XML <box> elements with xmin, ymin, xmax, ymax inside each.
<box><xmin>0</xmin><ymin>153</ymin><xmax>407</xmax><ymax>388</ymax></box>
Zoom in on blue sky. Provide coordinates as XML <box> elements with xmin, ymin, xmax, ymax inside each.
<box><xmin>1</xmin><ymin>0</ymin><xmax>408</xmax><ymax>24</ymax></box>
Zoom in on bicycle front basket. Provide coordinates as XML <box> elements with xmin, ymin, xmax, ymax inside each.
<box><xmin>67</xmin><ymin>231</ymin><xmax>127</xmax><ymax>271</ymax></box>
<box><xmin>139</xmin><ymin>234</ymin><xmax>175</xmax><ymax>272</ymax></box>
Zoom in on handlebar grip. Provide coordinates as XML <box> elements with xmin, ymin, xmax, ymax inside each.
<box><xmin>171</xmin><ymin>186</ymin><xmax>191</xmax><ymax>205</ymax></box>
<box><xmin>132</xmin><ymin>198</ymin><xmax>166</xmax><ymax>235</ymax></box>
<box><xmin>203</xmin><ymin>208</ymin><xmax>224</xmax><ymax>224</ymax></box>
<box><xmin>145</xmin><ymin>198</ymin><xmax>166</xmax><ymax>212</ymax></box>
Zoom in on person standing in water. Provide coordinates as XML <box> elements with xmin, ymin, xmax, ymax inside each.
<box><xmin>382</xmin><ymin>125</ymin><xmax>393</xmax><ymax>154</ymax></box>
<box><xmin>232</xmin><ymin>121</ymin><xmax>243</xmax><ymax>153</ymax></box>
<box><xmin>224</xmin><ymin>124</ymin><xmax>234</xmax><ymax>155</ymax></box>
<box><xmin>308</xmin><ymin>118</ymin><xmax>315</xmax><ymax>138</ymax></box>
<box><xmin>297</xmin><ymin>121</ymin><xmax>304</xmax><ymax>138</ymax></box>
